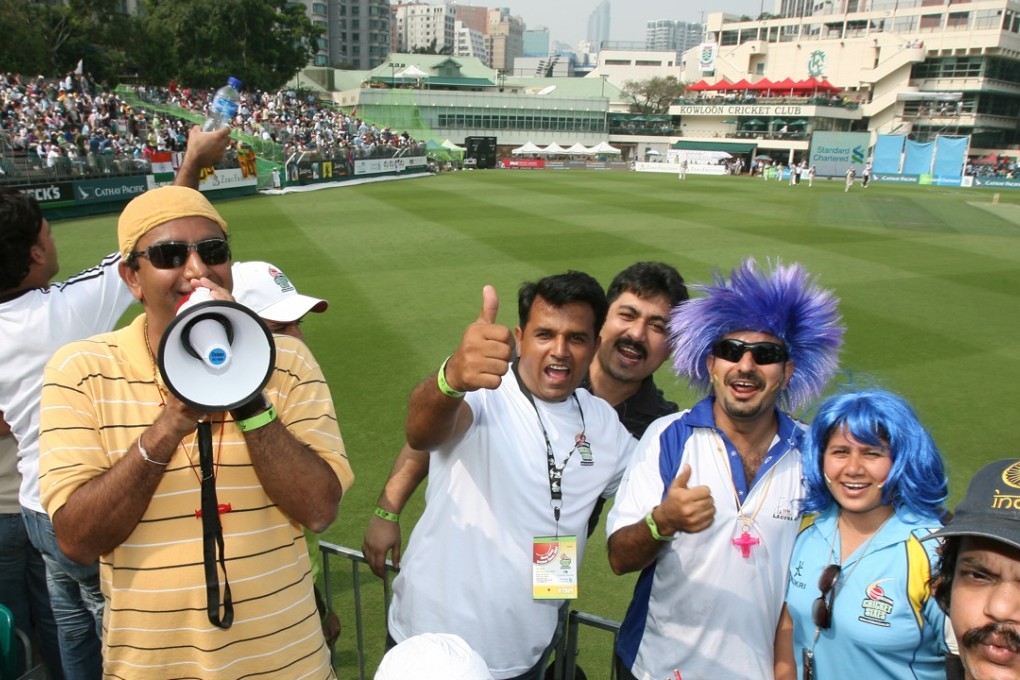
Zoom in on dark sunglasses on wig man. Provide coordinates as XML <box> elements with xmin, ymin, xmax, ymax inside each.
<box><xmin>711</xmin><ymin>338</ymin><xmax>789</xmax><ymax>365</ymax></box>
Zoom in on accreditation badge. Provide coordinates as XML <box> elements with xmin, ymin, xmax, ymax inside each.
<box><xmin>532</xmin><ymin>535</ymin><xmax>578</xmax><ymax>600</ymax></box>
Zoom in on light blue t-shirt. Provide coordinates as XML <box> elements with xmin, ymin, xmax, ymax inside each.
<box><xmin>785</xmin><ymin>506</ymin><xmax>950</xmax><ymax>680</ymax></box>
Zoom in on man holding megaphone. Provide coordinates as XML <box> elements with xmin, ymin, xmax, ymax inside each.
<box><xmin>37</xmin><ymin>186</ymin><xmax>353</xmax><ymax>679</ymax></box>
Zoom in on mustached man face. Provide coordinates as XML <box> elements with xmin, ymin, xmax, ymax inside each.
<box><xmin>596</xmin><ymin>291</ymin><xmax>672</xmax><ymax>386</ymax></box>
<box><xmin>951</xmin><ymin>536</ymin><xmax>1020</xmax><ymax>680</ymax></box>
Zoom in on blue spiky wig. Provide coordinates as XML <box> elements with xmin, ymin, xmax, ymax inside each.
<box><xmin>669</xmin><ymin>258</ymin><xmax>844</xmax><ymax>412</ymax></box>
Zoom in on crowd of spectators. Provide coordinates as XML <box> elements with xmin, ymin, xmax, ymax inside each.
<box><xmin>1</xmin><ymin>72</ymin><xmax>425</xmax><ymax>185</ymax></box>
<box><xmin>966</xmin><ymin>156</ymin><xmax>1019</xmax><ymax>178</ymax></box>
<box><xmin>136</xmin><ymin>82</ymin><xmax>425</xmax><ymax>165</ymax></box>
<box><xmin>0</xmin><ymin>72</ymin><xmax>198</xmax><ymax>180</ymax></box>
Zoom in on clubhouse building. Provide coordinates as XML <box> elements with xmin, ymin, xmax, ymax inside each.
<box><xmin>293</xmin><ymin>0</ymin><xmax>1019</xmax><ymax>172</ymax></box>
<box><xmin>669</xmin><ymin>1</ymin><xmax>1020</xmax><ymax>166</ymax></box>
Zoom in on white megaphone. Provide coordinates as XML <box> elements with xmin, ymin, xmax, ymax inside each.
<box><xmin>158</xmin><ymin>287</ymin><xmax>275</xmax><ymax>411</ymax></box>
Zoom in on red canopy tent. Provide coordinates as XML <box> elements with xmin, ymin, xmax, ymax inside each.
<box><xmin>816</xmin><ymin>79</ymin><xmax>841</xmax><ymax>92</ymax></box>
<box><xmin>772</xmin><ymin>77</ymin><xmax>797</xmax><ymax>95</ymax></box>
<box><xmin>706</xmin><ymin>79</ymin><xmax>734</xmax><ymax>91</ymax></box>
<box><xmin>730</xmin><ymin>78</ymin><xmax>753</xmax><ymax>91</ymax></box>
<box><xmin>747</xmin><ymin>78</ymin><xmax>774</xmax><ymax>92</ymax></box>
<box><xmin>685</xmin><ymin>80</ymin><xmax>710</xmax><ymax>91</ymax></box>
<box><xmin>793</xmin><ymin>77</ymin><xmax>821</xmax><ymax>93</ymax></box>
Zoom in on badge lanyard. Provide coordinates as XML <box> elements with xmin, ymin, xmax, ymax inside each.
<box><xmin>511</xmin><ymin>361</ymin><xmax>586</xmax><ymax>534</ymax></box>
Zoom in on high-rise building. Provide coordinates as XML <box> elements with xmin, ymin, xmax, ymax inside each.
<box><xmin>645</xmin><ymin>19</ymin><xmax>702</xmax><ymax>54</ymax></box>
<box><xmin>523</xmin><ymin>27</ymin><xmax>550</xmax><ymax>57</ymax></box>
<box><xmin>453</xmin><ymin>3</ymin><xmax>488</xmax><ymax>34</ymax></box>
<box><xmin>455</xmin><ymin>19</ymin><xmax>489</xmax><ymax>62</ymax></box>
<box><xmin>295</xmin><ymin>0</ymin><xmax>391</xmax><ymax>69</ymax></box>
<box><xmin>487</xmin><ymin>7</ymin><xmax>525</xmax><ymax>72</ymax></box>
<box><xmin>393</xmin><ymin>2</ymin><xmax>457</xmax><ymax>53</ymax></box>
<box><xmin>587</xmin><ymin>0</ymin><xmax>611</xmax><ymax>51</ymax></box>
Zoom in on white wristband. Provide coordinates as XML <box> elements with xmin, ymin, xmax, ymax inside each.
<box><xmin>137</xmin><ymin>433</ymin><xmax>168</xmax><ymax>466</ymax></box>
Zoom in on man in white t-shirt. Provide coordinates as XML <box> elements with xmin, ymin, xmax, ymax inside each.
<box><xmin>607</xmin><ymin>258</ymin><xmax>844</xmax><ymax>680</ymax></box>
<box><xmin>389</xmin><ymin>272</ymin><xmax>636</xmax><ymax>680</ymax></box>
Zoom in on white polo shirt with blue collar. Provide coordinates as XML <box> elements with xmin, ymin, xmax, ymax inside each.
<box><xmin>608</xmin><ymin>397</ymin><xmax>805</xmax><ymax>680</ymax></box>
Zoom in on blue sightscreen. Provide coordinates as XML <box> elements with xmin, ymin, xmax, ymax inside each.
<box><xmin>873</xmin><ymin>135</ymin><xmax>905</xmax><ymax>174</ymax></box>
<box><xmin>903</xmin><ymin>140</ymin><xmax>935</xmax><ymax>175</ymax></box>
<box><xmin>933</xmin><ymin>136</ymin><xmax>968</xmax><ymax>179</ymax></box>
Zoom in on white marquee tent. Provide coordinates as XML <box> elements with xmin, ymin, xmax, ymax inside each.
<box><xmin>565</xmin><ymin>143</ymin><xmax>594</xmax><ymax>155</ymax></box>
<box><xmin>589</xmin><ymin>141</ymin><xmax>622</xmax><ymax>155</ymax></box>
<box><xmin>511</xmin><ymin>141</ymin><xmax>544</xmax><ymax>155</ymax></box>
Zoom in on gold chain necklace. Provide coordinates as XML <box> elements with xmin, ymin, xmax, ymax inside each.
<box><xmin>143</xmin><ymin>319</ymin><xmax>169</xmax><ymax>407</ymax></box>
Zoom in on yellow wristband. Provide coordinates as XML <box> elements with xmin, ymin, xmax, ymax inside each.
<box><xmin>645</xmin><ymin>510</ymin><xmax>675</xmax><ymax>542</ymax></box>
<box><xmin>437</xmin><ymin>355</ymin><xmax>465</xmax><ymax>398</ymax></box>
<box><xmin>237</xmin><ymin>405</ymin><xmax>277</xmax><ymax>432</ymax></box>
<box><xmin>374</xmin><ymin>507</ymin><xmax>400</xmax><ymax>522</ymax></box>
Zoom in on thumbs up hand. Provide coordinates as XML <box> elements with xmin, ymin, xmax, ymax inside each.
<box><xmin>656</xmin><ymin>464</ymin><xmax>715</xmax><ymax>536</ymax></box>
<box><xmin>443</xmin><ymin>285</ymin><xmax>514</xmax><ymax>393</ymax></box>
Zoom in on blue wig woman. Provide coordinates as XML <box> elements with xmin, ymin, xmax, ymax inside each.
<box><xmin>776</xmin><ymin>389</ymin><xmax>952</xmax><ymax>680</ymax></box>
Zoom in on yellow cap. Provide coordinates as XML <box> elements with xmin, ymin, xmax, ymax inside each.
<box><xmin>118</xmin><ymin>186</ymin><xmax>229</xmax><ymax>258</ymax></box>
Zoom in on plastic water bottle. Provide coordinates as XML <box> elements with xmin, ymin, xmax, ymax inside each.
<box><xmin>202</xmin><ymin>77</ymin><xmax>242</xmax><ymax>132</ymax></box>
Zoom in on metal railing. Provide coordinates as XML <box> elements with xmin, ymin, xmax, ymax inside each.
<box><xmin>318</xmin><ymin>541</ymin><xmax>622</xmax><ymax>680</ymax></box>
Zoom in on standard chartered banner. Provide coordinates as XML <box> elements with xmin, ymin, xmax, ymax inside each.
<box><xmin>808</xmin><ymin>132</ymin><xmax>871</xmax><ymax>177</ymax></box>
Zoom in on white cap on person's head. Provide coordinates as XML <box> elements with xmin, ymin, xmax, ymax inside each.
<box><xmin>231</xmin><ymin>261</ymin><xmax>327</xmax><ymax>323</ymax></box>
<box><xmin>374</xmin><ymin>633</ymin><xmax>492</xmax><ymax>680</ymax></box>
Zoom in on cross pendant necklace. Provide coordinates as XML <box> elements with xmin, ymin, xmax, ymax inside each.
<box><xmin>714</xmin><ymin>434</ymin><xmax>776</xmax><ymax>559</ymax></box>
<box><xmin>733</xmin><ymin>525</ymin><xmax>760</xmax><ymax>558</ymax></box>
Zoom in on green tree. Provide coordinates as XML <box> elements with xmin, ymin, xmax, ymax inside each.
<box><xmin>138</xmin><ymin>0</ymin><xmax>321</xmax><ymax>90</ymax></box>
<box><xmin>0</xmin><ymin>0</ymin><xmax>50</xmax><ymax>75</ymax></box>
<box><xmin>622</xmin><ymin>76</ymin><xmax>686</xmax><ymax>114</ymax></box>
<box><xmin>0</xmin><ymin>0</ymin><xmax>131</xmax><ymax>80</ymax></box>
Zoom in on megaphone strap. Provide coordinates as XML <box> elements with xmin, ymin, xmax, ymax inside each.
<box><xmin>184</xmin><ymin>417</ymin><xmax>226</xmax><ymax>487</ymax></box>
<box><xmin>197</xmin><ymin>420</ymin><xmax>234</xmax><ymax>629</ymax></box>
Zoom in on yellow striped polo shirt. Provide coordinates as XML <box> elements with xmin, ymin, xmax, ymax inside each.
<box><xmin>40</xmin><ymin>313</ymin><xmax>353</xmax><ymax>679</ymax></box>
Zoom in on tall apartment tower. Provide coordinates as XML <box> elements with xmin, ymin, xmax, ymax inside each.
<box><xmin>393</xmin><ymin>1</ymin><xmax>457</xmax><ymax>53</ymax></box>
<box><xmin>487</xmin><ymin>7</ymin><xmax>525</xmax><ymax>72</ymax></box>
<box><xmin>455</xmin><ymin>19</ymin><xmax>489</xmax><ymax>62</ymax></box>
<box><xmin>523</xmin><ymin>27</ymin><xmax>551</xmax><ymax>57</ymax></box>
<box><xmin>296</xmin><ymin>0</ymin><xmax>391</xmax><ymax>69</ymax></box>
<box><xmin>645</xmin><ymin>19</ymin><xmax>703</xmax><ymax>53</ymax></box>
<box><xmin>453</xmin><ymin>3</ymin><xmax>488</xmax><ymax>34</ymax></box>
<box><xmin>586</xmin><ymin>0</ymin><xmax>611</xmax><ymax>51</ymax></box>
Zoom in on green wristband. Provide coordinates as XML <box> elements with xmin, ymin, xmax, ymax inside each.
<box><xmin>437</xmin><ymin>355</ymin><xmax>465</xmax><ymax>398</ymax></box>
<box><xmin>645</xmin><ymin>510</ymin><xmax>675</xmax><ymax>542</ymax></box>
<box><xmin>374</xmin><ymin>507</ymin><xmax>400</xmax><ymax>522</ymax></box>
<box><xmin>236</xmin><ymin>405</ymin><xmax>277</xmax><ymax>432</ymax></box>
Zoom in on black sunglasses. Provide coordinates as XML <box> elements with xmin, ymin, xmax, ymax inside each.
<box><xmin>711</xmin><ymin>338</ymin><xmax>789</xmax><ymax>365</ymax></box>
<box><xmin>130</xmin><ymin>238</ymin><xmax>231</xmax><ymax>270</ymax></box>
<box><xmin>811</xmin><ymin>563</ymin><xmax>841</xmax><ymax>629</ymax></box>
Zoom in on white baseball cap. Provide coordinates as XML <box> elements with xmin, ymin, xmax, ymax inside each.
<box><xmin>375</xmin><ymin>633</ymin><xmax>492</xmax><ymax>680</ymax></box>
<box><xmin>231</xmin><ymin>261</ymin><xmax>328</xmax><ymax>323</ymax></box>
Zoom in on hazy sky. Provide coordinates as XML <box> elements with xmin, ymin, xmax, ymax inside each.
<box><xmin>455</xmin><ymin>0</ymin><xmax>767</xmax><ymax>47</ymax></box>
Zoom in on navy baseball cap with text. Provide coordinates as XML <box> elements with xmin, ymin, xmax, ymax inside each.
<box><xmin>927</xmin><ymin>458</ymin><xmax>1020</xmax><ymax>551</ymax></box>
